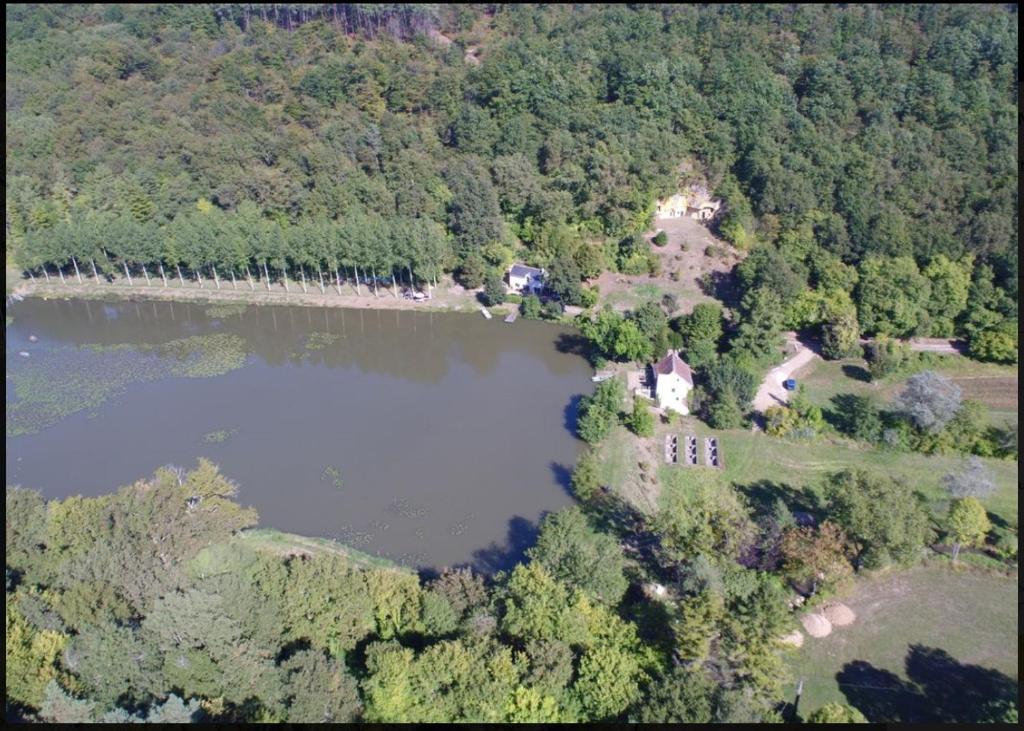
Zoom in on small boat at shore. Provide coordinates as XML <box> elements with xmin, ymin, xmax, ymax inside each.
<box><xmin>480</xmin><ymin>307</ymin><xmax>492</xmax><ymax>319</ymax></box>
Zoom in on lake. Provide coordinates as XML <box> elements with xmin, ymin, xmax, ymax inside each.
<box><xmin>5</xmin><ymin>297</ymin><xmax>593</xmax><ymax>572</ymax></box>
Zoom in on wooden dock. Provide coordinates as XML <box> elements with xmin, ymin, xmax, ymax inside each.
<box><xmin>504</xmin><ymin>310</ymin><xmax>518</xmax><ymax>323</ymax></box>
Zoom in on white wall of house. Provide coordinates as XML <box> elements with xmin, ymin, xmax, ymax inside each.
<box><xmin>508</xmin><ymin>273</ymin><xmax>543</xmax><ymax>293</ymax></box>
<box><xmin>655</xmin><ymin>372</ymin><xmax>691</xmax><ymax>414</ymax></box>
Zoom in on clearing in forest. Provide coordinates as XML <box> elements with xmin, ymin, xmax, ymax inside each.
<box><xmin>595</xmin><ymin>216</ymin><xmax>742</xmax><ymax>315</ymax></box>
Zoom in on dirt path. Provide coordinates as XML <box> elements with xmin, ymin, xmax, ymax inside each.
<box><xmin>859</xmin><ymin>336</ymin><xmax>966</xmax><ymax>354</ymax></box>
<box><xmin>10</xmin><ymin>275</ymin><xmax>495</xmax><ymax>315</ymax></box>
<box><xmin>753</xmin><ymin>340</ymin><xmax>821</xmax><ymax>413</ymax></box>
<box><xmin>906</xmin><ymin>337</ymin><xmax>966</xmax><ymax>354</ymax></box>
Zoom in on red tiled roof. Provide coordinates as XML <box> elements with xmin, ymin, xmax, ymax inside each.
<box><xmin>654</xmin><ymin>350</ymin><xmax>694</xmax><ymax>385</ymax></box>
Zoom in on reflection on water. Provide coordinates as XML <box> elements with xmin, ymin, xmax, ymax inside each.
<box><xmin>6</xmin><ymin>298</ymin><xmax>594</xmax><ymax>571</ymax></box>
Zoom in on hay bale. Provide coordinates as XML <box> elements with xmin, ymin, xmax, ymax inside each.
<box><xmin>778</xmin><ymin>630</ymin><xmax>804</xmax><ymax>648</ymax></box>
<box><xmin>801</xmin><ymin>612</ymin><xmax>833</xmax><ymax>638</ymax></box>
<box><xmin>822</xmin><ymin>602</ymin><xmax>856</xmax><ymax>627</ymax></box>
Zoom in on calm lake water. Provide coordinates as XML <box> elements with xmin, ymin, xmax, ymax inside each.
<box><xmin>5</xmin><ymin>297</ymin><xmax>593</xmax><ymax>572</ymax></box>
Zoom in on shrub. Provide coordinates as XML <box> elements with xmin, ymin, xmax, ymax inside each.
<box><xmin>652</xmin><ymin>230</ymin><xmax>668</xmax><ymax>247</ymax></box>
<box><xmin>764</xmin><ymin>406</ymin><xmax>797</xmax><ymax>437</ymax></box>
<box><xmin>805</xmin><ymin>703</ymin><xmax>868</xmax><ymax>723</ymax></box>
<box><xmin>542</xmin><ymin>299</ymin><xmax>563</xmax><ymax>319</ymax></box>
<box><xmin>571</xmin><ymin>450</ymin><xmax>601</xmax><ymax>501</ymax></box>
<box><xmin>707</xmin><ymin>386</ymin><xmax>744</xmax><ymax>429</ymax></box>
<box><xmin>521</xmin><ymin>294</ymin><xmax>542</xmax><ymax>320</ymax></box>
<box><xmin>458</xmin><ymin>253</ymin><xmax>487</xmax><ymax>289</ymax></box>
<box><xmin>991</xmin><ymin>527</ymin><xmax>1018</xmax><ymax>563</ymax></box>
<box><xmin>891</xmin><ymin>371</ymin><xmax>962</xmax><ymax>433</ymax></box>
<box><xmin>864</xmin><ymin>335</ymin><xmax>908</xmax><ymax>380</ymax></box>
<box><xmin>482</xmin><ymin>271</ymin><xmax>507</xmax><ymax>306</ymax></box>
<box><xmin>579</xmin><ymin>286</ymin><xmax>598</xmax><ymax>309</ymax></box>
<box><xmin>646</xmin><ymin>251</ymin><xmax>662</xmax><ymax>277</ymax></box>
<box><xmin>969</xmin><ymin>327</ymin><xmax>1018</xmax><ymax>364</ymax></box>
<box><xmin>826</xmin><ymin>469</ymin><xmax>932</xmax><ymax>569</ymax></box>
<box><xmin>626</xmin><ymin>398</ymin><xmax>655</xmax><ymax>437</ymax></box>
<box><xmin>576</xmin><ymin>378</ymin><xmax>625</xmax><ymax>444</ymax></box>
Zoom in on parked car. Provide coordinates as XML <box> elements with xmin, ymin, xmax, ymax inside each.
<box><xmin>783</xmin><ymin>378</ymin><xmax>797</xmax><ymax>391</ymax></box>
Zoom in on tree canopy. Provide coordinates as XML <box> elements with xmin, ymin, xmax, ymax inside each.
<box><xmin>5</xmin><ymin>4</ymin><xmax>1017</xmax><ymax>346</ymax></box>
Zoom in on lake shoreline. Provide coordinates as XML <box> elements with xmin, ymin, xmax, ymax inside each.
<box><xmin>7</xmin><ymin>296</ymin><xmax>592</xmax><ymax>571</ymax></box>
<box><xmin>10</xmin><ymin>276</ymin><xmax>517</xmax><ymax>317</ymax></box>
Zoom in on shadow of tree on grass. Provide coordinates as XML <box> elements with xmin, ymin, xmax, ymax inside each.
<box><xmin>841</xmin><ymin>364</ymin><xmax>871</xmax><ymax>382</ymax></box>
<box><xmin>735</xmin><ymin>479</ymin><xmax>821</xmax><ymax>519</ymax></box>
<box><xmin>837</xmin><ymin>645</ymin><xmax>1019</xmax><ymax>723</ymax></box>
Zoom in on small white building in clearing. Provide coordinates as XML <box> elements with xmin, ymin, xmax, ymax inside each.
<box><xmin>507</xmin><ymin>264</ymin><xmax>545</xmax><ymax>294</ymax></box>
<box><xmin>653</xmin><ymin>350</ymin><xmax>694</xmax><ymax>415</ymax></box>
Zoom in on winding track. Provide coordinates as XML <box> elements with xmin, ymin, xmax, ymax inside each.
<box><xmin>752</xmin><ymin>336</ymin><xmax>963</xmax><ymax>414</ymax></box>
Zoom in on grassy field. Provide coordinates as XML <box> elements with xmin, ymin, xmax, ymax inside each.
<box><xmin>710</xmin><ymin>428</ymin><xmax>1019</xmax><ymax>528</ymax></box>
<box><xmin>799</xmin><ymin>356</ymin><xmax>1018</xmax><ymax>426</ymax></box>
<box><xmin>600</xmin><ymin>412</ymin><xmax>1019</xmax><ymax>528</ymax></box>
<box><xmin>232</xmin><ymin>528</ymin><xmax>408</xmax><ymax>571</ymax></box>
<box><xmin>787</xmin><ymin>564</ymin><xmax>1019</xmax><ymax>721</ymax></box>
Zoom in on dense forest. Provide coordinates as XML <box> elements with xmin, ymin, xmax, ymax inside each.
<box><xmin>5</xmin><ymin>4</ymin><xmax>1018</xmax><ymax>356</ymax></box>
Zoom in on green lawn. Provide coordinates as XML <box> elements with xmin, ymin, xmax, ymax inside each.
<box><xmin>595</xmin><ymin>424</ymin><xmax>638</xmax><ymax>493</ymax></box>
<box><xmin>231</xmin><ymin>528</ymin><xmax>407</xmax><ymax>571</ymax></box>
<box><xmin>711</xmin><ymin>427</ymin><xmax>1017</xmax><ymax>528</ymax></box>
<box><xmin>787</xmin><ymin>564</ymin><xmax>1019</xmax><ymax>722</ymax></box>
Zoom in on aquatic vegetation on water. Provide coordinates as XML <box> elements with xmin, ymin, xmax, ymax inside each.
<box><xmin>321</xmin><ymin>465</ymin><xmax>344</xmax><ymax>489</ymax></box>
<box><xmin>385</xmin><ymin>497</ymin><xmax>429</xmax><ymax>519</ymax></box>
<box><xmin>304</xmin><ymin>332</ymin><xmax>341</xmax><ymax>351</ymax></box>
<box><xmin>204</xmin><ymin>303</ymin><xmax>248</xmax><ymax>318</ymax></box>
<box><xmin>7</xmin><ymin>346</ymin><xmax>167</xmax><ymax>437</ymax></box>
<box><xmin>80</xmin><ymin>342</ymin><xmax>135</xmax><ymax>353</ymax></box>
<box><xmin>6</xmin><ymin>334</ymin><xmax>251</xmax><ymax>437</ymax></box>
<box><xmin>156</xmin><ymin>334</ymin><xmax>248</xmax><ymax>378</ymax></box>
<box><xmin>203</xmin><ymin>428</ymin><xmax>238</xmax><ymax>444</ymax></box>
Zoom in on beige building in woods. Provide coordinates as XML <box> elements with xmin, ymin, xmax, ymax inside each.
<box><xmin>653</xmin><ymin>350</ymin><xmax>694</xmax><ymax>415</ymax></box>
<box><xmin>655</xmin><ymin>185</ymin><xmax>722</xmax><ymax>222</ymax></box>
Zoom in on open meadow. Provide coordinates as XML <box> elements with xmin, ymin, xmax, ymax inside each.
<box><xmin>786</xmin><ymin>564</ymin><xmax>1018</xmax><ymax>722</ymax></box>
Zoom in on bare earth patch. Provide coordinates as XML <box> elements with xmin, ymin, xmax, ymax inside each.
<box><xmin>595</xmin><ymin>216</ymin><xmax>742</xmax><ymax>315</ymax></box>
<box><xmin>949</xmin><ymin>376</ymin><xmax>1018</xmax><ymax>412</ymax></box>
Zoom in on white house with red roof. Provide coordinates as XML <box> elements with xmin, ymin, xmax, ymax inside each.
<box><xmin>653</xmin><ymin>350</ymin><xmax>694</xmax><ymax>414</ymax></box>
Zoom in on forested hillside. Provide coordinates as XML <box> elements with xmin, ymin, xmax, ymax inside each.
<box><xmin>6</xmin><ymin>4</ymin><xmax>1018</xmax><ymax>353</ymax></box>
<box><xmin>6</xmin><ymin>5</ymin><xmax>1019</xmax><ymax>724</ymax></box>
